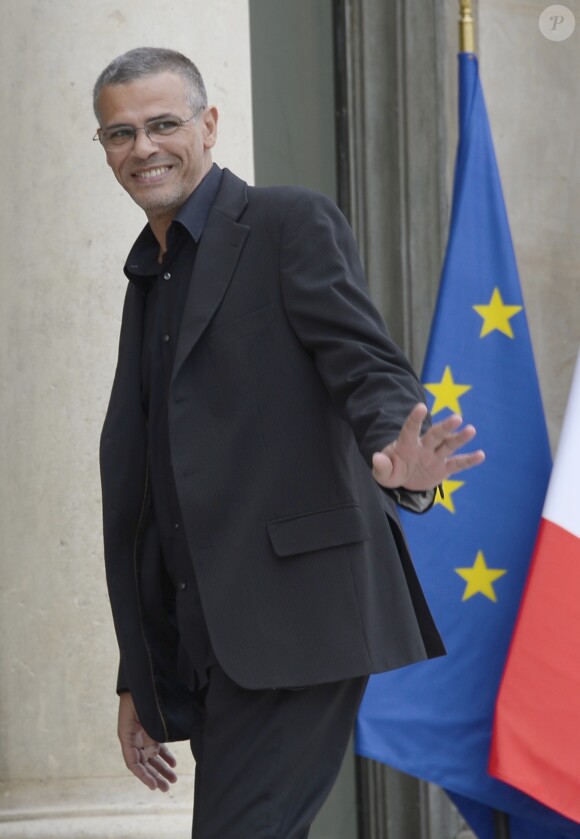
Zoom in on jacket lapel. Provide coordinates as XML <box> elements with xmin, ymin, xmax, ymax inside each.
<box><xmin>171</xmin><ymin>170</ymin><xmax>250</xmax><ymax>384</ymax></box>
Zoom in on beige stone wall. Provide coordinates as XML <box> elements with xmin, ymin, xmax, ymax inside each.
<box><xmin>0</xmin><ymin>0</ymin><xmax>253</xmax><ymax>834</ymax></box>
<box><xmin>445</xmin><ymin>0</ymin><xmax>580</xmax><ymax>448</ymax></box>
<box><xmin>479</xmin><ymin>0</ymin><xmax>580</xmax><ymax>448</ymax></box>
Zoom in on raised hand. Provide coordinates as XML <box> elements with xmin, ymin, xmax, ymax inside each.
<box><xmin>372</xmin><ymin>403</ymin><xmax>485</xmax><ymax>491</ymax></box>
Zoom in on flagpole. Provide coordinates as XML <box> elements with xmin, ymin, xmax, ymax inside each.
<box><xmin>456</xmin><ymin>11</ymin><xmax>511</xmax><ymax>839</ymax></box>
<box><xmin>494</xmin><ymin>810</ymin><xmax>511</xmax><ymax>839</ymax></box>
<box><xmin>459</xmin><ymin>0</ymin><xmax>475</xmax><ymax>54</ymax></box>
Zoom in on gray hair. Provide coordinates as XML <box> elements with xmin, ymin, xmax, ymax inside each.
<box><xmin>93</xmin><ymin>47</ymin><xmax>207</xmax><ymax>121</ymax></box>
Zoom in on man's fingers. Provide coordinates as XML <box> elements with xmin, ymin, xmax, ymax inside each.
<box><xmin>126</xmin><ymin>751</ymin><xmax>177</xmax><ymax>792</ymax></box>
<box><xmin>140</xmin><ymin>741</ymin><xmax>177</xmax><ymax>782</ymax></box>
<box><xmin>158</xmin><ymin>744</ymin><xmax>177</xmax><ymax>768</ymax></box>
<box><xmin>433</xmin><ymin>423</ymin><xmax>477</xmax><ymax>456</ymax></box>
<box><xmin>134</xmin><ymin>759</ymin><xmax>171</xmax><ymax>791</ymax></box>
<box><xmin>396</xmin><ymin>403</ymin><xmax>429</xmax><ymax>442</ymax></box>
<box><xmin>120</xmin><ymin>740</ymin><xmax>177</xmax><ymax>792</ymax></box>
<box><xmin>121</xmin><ymin>746</ymin><xmax>159</xmax><ymax>790</ymax></box>
<box><xmin>147</xmin><ymin>754</ymin><xmax>178</xmax><ymax>784</ymax></box>
<box><xmin>420</xmin><ymin>413</ymin><xmax>464</xmax><ymax>449</ymax></box>
<box><xmin>444</xmin><ymin>450</ymin><xmax>485</xmax><ymax>475</ymax></box>
<box><xmin>375</xmin><ymin>403</ymin><xmax>429</xmax><ymax>457</ymax></box>
<box><xmin>131</xmin><ymin>761</ymin><xmax>160</xmax><ymax>790</ymax></box>
<box><xmin>373</xmin><ymin>403</ymin><xmax>485</xmax><ymax>489</ymax></box>
<box><xmin>371</xmin><ymin>451</ymin><xmax>394</xmax><ymax>482</ymax></box>
<box><xmin>140</xmin><ymin>759</ymin><xmax>175</xmax><ymax>791</ymax></box>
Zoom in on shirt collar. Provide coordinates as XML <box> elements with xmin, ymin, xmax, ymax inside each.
<box><xmin>124</xmin><ymin>163</ymin><xmax>223</xmax><ymax>287</ymax></box>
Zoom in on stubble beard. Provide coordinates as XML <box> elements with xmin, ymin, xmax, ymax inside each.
<box><xmin>128</xmin><ymin>179</ymin><xmax>190</xmax><ymax>217</ymax></box>
<box><xmin>121</xmin><ymin>158</ymin><xmax>190</xmax><ymax>218</ymax></box>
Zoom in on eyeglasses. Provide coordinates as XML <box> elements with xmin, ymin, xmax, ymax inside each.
<box><xmin>93</xmin><ymin>108</ymin><xmax>203</xmax><ymax>151</ymax></box>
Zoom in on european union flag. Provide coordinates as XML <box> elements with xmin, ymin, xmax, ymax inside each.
<box><xmin>356</xmin><ymin>55</ymin><xmax>580</xmax><ymax>838</ymax></box>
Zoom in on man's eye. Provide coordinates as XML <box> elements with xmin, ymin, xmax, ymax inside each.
<box><xmin>107</xmin><ymin>127</ymin><xmax>135</xmax><ymax>142</ymax></box>
<box><xmin>148</xmin><ymin>119</ymin><xmax>180</xmax><ymax>135</ymax></box>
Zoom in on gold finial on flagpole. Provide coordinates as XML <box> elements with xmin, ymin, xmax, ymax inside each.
<box><xmin>459</xmin><ymin>0</ymin><xmax>475</xmax><ymax>54</ymax></box>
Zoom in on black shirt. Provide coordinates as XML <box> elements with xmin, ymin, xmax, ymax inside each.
<box><xmin>124</xmin><ymin>164</ymin><xmax>223</xmax><ymax>691</ymax></box>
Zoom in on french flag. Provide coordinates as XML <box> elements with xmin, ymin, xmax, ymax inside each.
<box><xmin>490</xmin><ymin>349</ymin><xmax>580</xmax><ymax>825</ymax></box>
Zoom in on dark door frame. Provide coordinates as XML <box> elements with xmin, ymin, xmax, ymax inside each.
<box><xmin>332</xmin><ymin>2</ymin><xmax>469</xmax><ymax>837</ymax></box>
<box><xmin>332</xmin><ymin>0</ymin><xmax>448</xmax><ymax>365</ymax></box>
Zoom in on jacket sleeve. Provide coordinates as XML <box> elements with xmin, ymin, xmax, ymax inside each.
<box><xmin>116</xmin><ymin>659</ymin><xmax>130</xmax><ymax>695</ymax></box>
<box><xmin>278</xmin><ymin>189</ymin><xmax>434</xmax><ymax>513</ymax></box>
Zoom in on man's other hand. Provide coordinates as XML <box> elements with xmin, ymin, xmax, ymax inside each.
<box><xmin>118</xmin><ymin>692</ymin><xmax>178</xmax><ymax>792</ymax></box>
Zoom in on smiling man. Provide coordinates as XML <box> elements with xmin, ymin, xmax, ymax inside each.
<box><xmin>94</xmin><ymin>47</ymin><xmax>483</xmax><ymax>839</ymax></box>
<box><xmin>96</xmin><ymin>65</ymin><xmax>215</xmax><ymax>248</ymax></box>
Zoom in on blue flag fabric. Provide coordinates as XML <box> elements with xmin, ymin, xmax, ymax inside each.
<box><xmin>356</xmin><ymin>55</ymin><xmax>580</xmax><ymax>838</ymax></box>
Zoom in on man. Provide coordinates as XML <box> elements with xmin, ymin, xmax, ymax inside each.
<box><xmin>94</xmin><ymin>47</ymin><xmax>484</xmax><ymax>838</ymax></box>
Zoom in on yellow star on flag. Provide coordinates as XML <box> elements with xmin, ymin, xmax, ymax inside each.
<box><xmin>424</xmin><ymin>366</ymin><xmax>472</xmax><ymax>415</ymax></box>
<box><xmin>434</xmin><ymin>479</ymin><xmax>465</xmax><ymax>513</ymax></box>
<box><xmin>473</xmin><ymin>287</ymin><xmax>523</xmax><ymax>338</ymax></box>
<box><xmin>455</xmin><ymin>551</ymin><xmax>507</xmax><ymax>602</ymax></box>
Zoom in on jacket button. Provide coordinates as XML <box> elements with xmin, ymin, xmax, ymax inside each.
<box><xmin>178</xmin><ymin>581</ymin><xmax>187</xmax><ymax>591</ymax></box>
<box><xmin>162</xmin><ymin>334</ymin><xmax>170</xmax><ymax>343</ymax></box>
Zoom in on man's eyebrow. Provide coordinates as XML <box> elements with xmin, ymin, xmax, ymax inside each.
<box><xmin>146</xmin><ymin>112</ymin><xmax>179</xmax><ymax>121</ymax></box>
<box><xmin>100</xmin><ymin>121</ymin><xmax>133</xmax><ymax>131</ymax></box>
<box><xmin>101</xmin><ymin>113</ymin><xmax>178</xmax><ymax>130</ymax></box>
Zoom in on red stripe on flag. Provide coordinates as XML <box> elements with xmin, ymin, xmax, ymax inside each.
<box><xmin>490</xmin><ymin>517</ymin><xmax>580</xmax><ymax>823</ymax></box>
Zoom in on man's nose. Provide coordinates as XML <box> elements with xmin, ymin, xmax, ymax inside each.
<box><xmin>132</xmin><ymin>127</ymin><xmax>160</xmax><ymax>157</ymax></box>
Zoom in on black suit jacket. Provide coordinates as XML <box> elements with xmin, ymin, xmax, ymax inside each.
<box><xmin>100</xmin><ymin>169</ymin><xmax>445</xmax><ymax>742</ymax></box>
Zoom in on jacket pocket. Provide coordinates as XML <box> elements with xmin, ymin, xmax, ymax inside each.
<box><xmin>206</xmin><ymin>304</ymin><xmax>276</xmax><ymax>350</ymax></box>
<box><xmin>266</xmin><ymin>504</ymin><xmax>369</xmax><ymax>557</ymax></box>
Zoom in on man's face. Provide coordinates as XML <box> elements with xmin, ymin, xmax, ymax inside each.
<box><xmin>96</xmin><ymin>72</ymin><xmax>217</xmax><ymax>221</ymax></box>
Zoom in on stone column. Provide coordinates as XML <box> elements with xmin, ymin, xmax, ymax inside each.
<box><xmin>0</xmin><ymin>1</ymin><xmax>253</xmax><ymax>835</ymax></box>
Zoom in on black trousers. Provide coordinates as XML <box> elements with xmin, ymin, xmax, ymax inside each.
<box><xmin>188</xmin><ymin>663</ymin><xmax>367</xmax><ymax>838</ymax></box>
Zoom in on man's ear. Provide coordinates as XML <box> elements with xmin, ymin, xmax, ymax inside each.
<box><xmin>202</xmin><ymin>106</ymin><xmax>219</xmax><ymax>150</ymax></box>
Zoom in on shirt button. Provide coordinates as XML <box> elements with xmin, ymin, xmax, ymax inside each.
<box><xmin>162</xmin><ymin>334</ymin><xmax>170</xmax><ymax>343</ymax></box>
<box><xmin>178</xmin><ymin>581</ymin><xmax>187</xmax><ymax>591</ymax></box>
<box><xmin>163</xmin><ymin>272</ymin><xmax>171</xmax><ymax>281</ymax></box>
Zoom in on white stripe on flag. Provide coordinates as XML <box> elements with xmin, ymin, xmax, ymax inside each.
<box><xmin>543</xmin><ymin>349</ymin><xmax>580</xmax><ymax>540</ymax></box>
